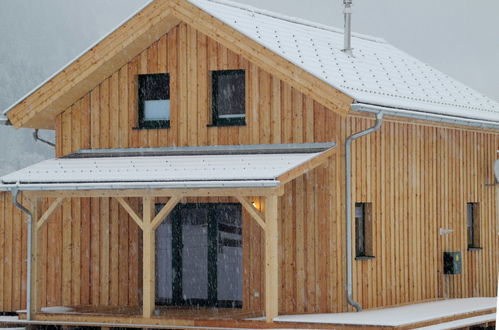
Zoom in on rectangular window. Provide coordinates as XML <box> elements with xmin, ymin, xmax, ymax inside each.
<box><xmin>211</xmin><ymin>70</ymin><xmax>245</xmax><ymax>126</ymax></box>
<box><xmin>467</xmin><ymin>202</ymin><xmax>481</xmax><ymax>249</ymax></box>
<box><xmin>355</xmin><ymin>203</ymin><xmax>374</xmax><ymax>259</ymax></box>
<box><xmin>138</xmin><ymin>73</ymin><xmax>170</xmax><ymax>129</ymax></box>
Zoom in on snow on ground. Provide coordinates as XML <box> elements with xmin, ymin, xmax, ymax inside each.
<box><xmin>271</xmin><ymin>297</ymin><xmax>497</xmax><ymax>326</ymax></box>
<box><xmin>414</xmin><ymin>313</ymin><xmax>496</xmax><ymax>329</ymax></box>
<box><xmin>40</xmin><ymin>306</ymin><xmax>74</xmax><ymax>313</ymax></box>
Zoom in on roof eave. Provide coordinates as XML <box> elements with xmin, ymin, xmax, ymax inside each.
<box><xmin>5</xmin><ymin>1</ymin><xmax>180</xmax><ymax>129</ymax></box>
<box><xmin>351</xmin><ymin>103</ymin><xmax>499</xmax><ymax>131</ymax></box>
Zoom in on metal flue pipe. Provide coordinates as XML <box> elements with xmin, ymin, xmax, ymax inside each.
<box><xmin>342</xmin><ymin>0</ymin><xmax>353</xmax><ymax>55</ymax></box>
<box><xmin>345</xmin><ymin>112</ymin><xmax>383</xmax><ymax>312</ymax></box>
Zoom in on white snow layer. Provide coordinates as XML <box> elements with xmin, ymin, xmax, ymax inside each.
<box><xmin>0</xmin><ymin>152</ymin><xmax>320</xmax><ymax>186</ymax></box>
<box><xmin>40</xmin><ymin>306</ymin><xmax>75</xmax><ymax>313</ymax></box>
<box><xmin>272</xmin><ymin>297</ymin><xmax>497</xmax><ymax>326</ymax></box>
<box><xmin>414</xmin><ymin>313</ymin><xmax>496</xmax><ymax>329</ymax></box>
<box><xmin>189</xmin><ymin>0</ymin><xmax>499</xmax><ymax>123</ymax></box>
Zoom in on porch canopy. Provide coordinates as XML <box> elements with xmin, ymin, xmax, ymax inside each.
<box><xmin>0</xmin><ymin>143</ymin><xmax>336</xmax><ymax>322</ymax></box>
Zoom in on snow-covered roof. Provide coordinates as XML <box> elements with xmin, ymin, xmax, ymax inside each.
<box><xmin>189</xmin><ymin>0</ymin><xmax>499</xmax><ymax>124</ymax></box>
<box><xmin>0</xmin><ymin>143</ymin><xmax>334</xmax><ymax>191</ymax></box>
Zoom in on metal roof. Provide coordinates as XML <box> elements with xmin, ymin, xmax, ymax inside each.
<box><xmin>0</xmin><ymin>143</ymin><xmax>334</xmax><ymax>191</ymax></box>
<box><xmin>189</xmin><ymin>0</ymin><xmax>499</xmax><ymax>124</ymax></box>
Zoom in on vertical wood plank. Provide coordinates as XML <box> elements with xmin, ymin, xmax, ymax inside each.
<box><xmin>265</xmin><ymin>195</ymin><xmax>278</xmax><ymax>322</ymax></box>
<box><xmin>99</xmin><ymin>198</ymin><xmax>110</xmax><ymax>305</ymax></box>
<box><xmin>142</xmin><ymin>197</ymin><xmax>155</xmax><ymax>318</ymax></box>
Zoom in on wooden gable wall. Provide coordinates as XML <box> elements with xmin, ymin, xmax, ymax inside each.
<box><xmin>54</xmin><ymin>22</ymin><xmax>334</xmax><ymax>156</ymax></box>
<box><xmin>0</xmin><ymin>20</ymin><xmax>497</xmax><ymax>315</ymax></box>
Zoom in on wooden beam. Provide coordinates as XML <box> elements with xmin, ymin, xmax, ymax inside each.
<box><xmin>36</xmin><ymin>197</ymin><xmax>65</xmax><ymax>231</ymax></box>
<box><xmin>236</xmin><ymin>196</ymin><xmax>266</xmax><ymax>231</ymax></box>
<box><xmin>25</xmin><ymin>186</ymin><xmax>283</xmax><ymax>199</ymax></box>
<box><xmin>264</xmin><ymin>195</ymin><xmax>279</xmax><ymax>322</ymax></box>
<box><xmin>30</xmin><ymin>197</ymin><xmax>43</xmax><ymax>315</ymax></box>
<box><xmin>277</xmin><ymin>147</ymin><xmax>336</xmax><ymax>185</ymax></box>
<box><xmin>142</xmin><ymin>197</ymin><xmax>155</xmax><ymax>318</ymax></box>
<box><xmin>115</xmin><ymin>197</ymin><xmax>143</xmax><ymax>230</ymax></box>
<box><xmin>151</xmin><ymin>196</ymin><xmax>180</xmax><ymax>230</ymax></box>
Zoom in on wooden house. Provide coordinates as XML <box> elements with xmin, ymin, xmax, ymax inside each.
<box><xmin>0</xmin><ymin>0</ymin><xmax>497</xmax><ymax>328</ymax></box>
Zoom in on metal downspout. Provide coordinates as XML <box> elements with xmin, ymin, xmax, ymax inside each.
<box><xmin>33</xmin><ymin>129</ymin><xmax>55</xmax><ymax>148</ymax></box>
<box><xmin>11</xmin><ymin>187</ymin><xmax>33</xmax><ymax>321</ymax></box>
<box><xmin>345</xmin><ymin>112</ymin><xmax>383</xmax><ymax>312</ymax></box>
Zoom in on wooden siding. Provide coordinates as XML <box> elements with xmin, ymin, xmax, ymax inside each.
<box><xmin>0</xmin><ymin>21</ymin><xmax>497</xmax><ymax>315</ymax></box>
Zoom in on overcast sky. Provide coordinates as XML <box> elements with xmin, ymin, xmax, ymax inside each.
<box><xmin>0</xmin><ymin>0</ymin><xmax>498</xmax><ymax>175</ymax></box>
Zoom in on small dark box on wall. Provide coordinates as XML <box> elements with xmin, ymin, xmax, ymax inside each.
<box><xmin>443</xmin><ymin>252</ymin><xmax>462</xmax><ymax>275</ymax></box>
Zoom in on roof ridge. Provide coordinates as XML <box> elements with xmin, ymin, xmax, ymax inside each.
<box><xmin>189</xmin><ymin>0</ymin><xmax>387</xmax><ymax>44</ymax></box>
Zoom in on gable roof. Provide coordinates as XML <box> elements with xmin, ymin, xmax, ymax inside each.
<box><xmin>4</xmin><ymin>0</ymin><xmax>499</xmax><ymax>129</ymax></box>
<box><xmin>188</xmin><ymin>0</ymin><xmax>499</xmax><ymax>124</ymax></box>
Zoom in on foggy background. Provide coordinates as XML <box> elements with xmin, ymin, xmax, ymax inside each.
<box><xmin>0</xmin><ymin>0</ymin><xmax>498</xmax><ymax>176</ymax></box>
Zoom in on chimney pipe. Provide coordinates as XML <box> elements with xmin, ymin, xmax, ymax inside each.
<box><xmin>342</xmin><ymin>0</ymin><xmax>353</xmax><ymax>55</ymax></box>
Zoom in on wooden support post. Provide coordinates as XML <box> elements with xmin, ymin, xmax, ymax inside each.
<box><xmin>30</xmin><ymin>197</ymin><xmax>42</xmax><ymax>316</ymax></box>
<box><xmin>264</xmin><ymin>195</ymin><xmax>279</xmax><ymax>322</ymax></box>
<box><xmin>142</xmin><ymin>197</ymin><xmax>155</xmax><ymax>318</ymax></box>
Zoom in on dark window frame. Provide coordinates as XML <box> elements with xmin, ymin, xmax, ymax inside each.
<box><xmin>210</xmin><ymin>70</ymin><xmax>246</xmax><ymax>127</ymax></box>
<box><xmin>154</xmin><ymin>202</ymin><xmax>243</xmax><ymax>309</ymax></box>
<box><xmin>355</xmin><ymin>202</ymin><xmax>375</xmax><ymax>260</ymax></box>
<box><xmin>467</xmin><ymin>202</ymin><xmax>481</xmax><ymax>250</ymax></box>
<box><xmin>137</xmin><ymin>73</ymin><xmax>171</xmax><ymax>129</ymax></box>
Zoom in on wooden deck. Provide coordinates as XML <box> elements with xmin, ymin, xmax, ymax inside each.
<box><xmin>15</xmin><ymin>306</ymin><xmax>379</xmax><ymax>329</ymax></box>
<box><xmin>10</xmin><ymin>301</ymin><xmax>496</xmax><ymax>329</ymax></box>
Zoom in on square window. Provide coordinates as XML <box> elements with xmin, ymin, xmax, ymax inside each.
<box><xmin>138</xmin><ymin>73</ymin><xmax>170</xmax><ymax>129</ymax></box>
<box><xmin>211</xmin><ymin>70</ymin><xmax>246</xmax><ymax>126</ymax></box>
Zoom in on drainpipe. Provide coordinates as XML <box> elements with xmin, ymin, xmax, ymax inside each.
<box><xmin>11</xmin><ymin>186</ymin><xmax>33</xmax><ymax>321</ymax></box>
<box><xmin>33</xmin><ymin>129</ymin><xmax>55</xmax><ymax>148</ymax></box>
<box><xmin>345</xmin><ymin>112</ymin><xmax>383</xmax><ymax>312</ymax></box>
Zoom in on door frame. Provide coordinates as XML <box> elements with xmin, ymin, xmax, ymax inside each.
<box><xmin>155</xmin><ymin>202</ymin><xmax>243</xmax><ymax>308</ymax></box>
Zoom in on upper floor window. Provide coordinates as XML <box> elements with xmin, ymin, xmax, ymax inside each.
<box><xmin>138</xmin><ymin>73</ymin><xmax>170</xmax><ymax>129</ymax></box>
<box><xmin>467</xmin><ymin>202</ymin><xmax>481</xmax><ymax>249</ymax></box>
<box><xmin>211</xmin><ymin>70</ymin><xmax>245</xmax><ymax>126</ymax></box>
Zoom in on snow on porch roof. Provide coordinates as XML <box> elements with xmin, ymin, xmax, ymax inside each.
<box><xmin>0</xmin><ymin>143</ymin><xmax>335</xmax><ymax>191</ymax></box>
<box><xmin>189</xmin><ymin>0</ymin><xmax>499</xmax><ymax>124</ymax></box>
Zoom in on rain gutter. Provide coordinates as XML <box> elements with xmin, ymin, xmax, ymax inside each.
<box><xmin>345</xmin><ymin>111</ymin><xmax>384</xmax><ymax>312</ymax></box>
<box><xmin>0</xmin><ymin>180</ymin><xmax>280</xmax><ymax>192</ymax></box>
<box><xmin>351</xmin><ymin>103</ymin><xmax>499</xmax><ymax>130</ymax></box>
